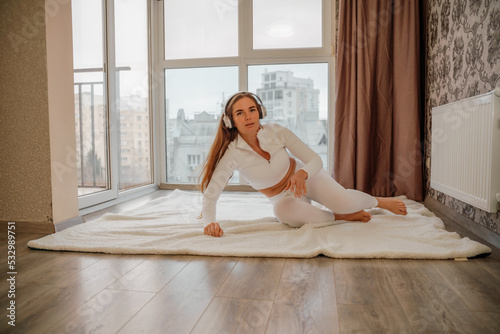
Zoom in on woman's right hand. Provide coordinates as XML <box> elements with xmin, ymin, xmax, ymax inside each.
<box><xmin>204</xmin><ymin>222</ymin><xmax>224</xmax><ymax>237</ymax></box>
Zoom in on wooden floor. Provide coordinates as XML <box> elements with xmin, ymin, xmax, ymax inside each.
<box><xmin>2</xmin><ymin>190</ymin><xmax>500</xmax><ymax>333</ymax></box>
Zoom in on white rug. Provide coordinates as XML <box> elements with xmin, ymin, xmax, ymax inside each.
<box><xmin>28</xmin><ymin>190</ymin><xmax>492</xmax><ymax>259</ymax></box>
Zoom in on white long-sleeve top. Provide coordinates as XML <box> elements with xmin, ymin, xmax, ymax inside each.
<box><xmin>201</xmin><ymin>123</ymin><xmax>323</xmax><ymax>226</ymax></box>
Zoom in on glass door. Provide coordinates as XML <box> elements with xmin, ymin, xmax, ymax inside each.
<box><xmin>73</xmin><ymin>0</ymin><xmax>153</xmax><ymax>209</ymax></box>
<box><xmin>73</xmin><ymin>0</ymin><xmax>117</xmax><ymax>208</ymax></box>
<box><xmin>114</xmin><ymin>0</ymin><xmax>153</xmax><ymax>191</ymax></box>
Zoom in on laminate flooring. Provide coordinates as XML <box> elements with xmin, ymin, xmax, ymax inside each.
<box><xmin>2</xmin><ymin>190</ymin><xmax>499</xmax><ymax>333</ymax></box>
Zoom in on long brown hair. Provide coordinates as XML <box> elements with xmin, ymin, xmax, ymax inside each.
<box><xmin>199</xmin><ymin>92</ymin><xmax>261</xmax><ymax>192</ymax></box>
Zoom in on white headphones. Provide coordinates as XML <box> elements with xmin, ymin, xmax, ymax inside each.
<box><xmin>222</xmin><ymin>92</ymin><xmax>267</xmax><ymax>129</ymax></box>
<box><xmin>222</xmin><ymin>113</ymin><xmax>233</xmax><ymax>129</ymax></box>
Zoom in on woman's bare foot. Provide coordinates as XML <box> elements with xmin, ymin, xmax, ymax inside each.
<box><xmin>376</xmin><ymin>197</ymin><xmax>407</xmax><ymax>215</ymax></box>
<box><xmin>335</xmin><ymin>210</ymin><xmax>372</xmax><ymax>223</ymax></box>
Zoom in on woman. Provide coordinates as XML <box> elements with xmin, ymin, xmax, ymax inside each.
<box><xmin>199</xmin><ymin>92</ymin><xmax>407</xmax><ymax>237</ymax></box>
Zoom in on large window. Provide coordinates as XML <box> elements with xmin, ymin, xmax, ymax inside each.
<box><xmin>73</xmin><ymin>0</ymin><xmax>108</xmax><ymax>197</ymax></box>
<box><xmin>248</xmin><ymin>63</ymin><xmax>329</xmax><ymax>167</ymax></box>
<box><xmin>115</xmin><ymin>0</ymin><xmax>152</xmax><ymax>190</ymax></box>
<box><xmin>253</xmin><ymin>0</ymin><xmax>322</xmax><ymax>49</ymax></box>
<box><xmin>164</xmin><ymin>0</ymin><xmax>238</xmax><ymax>59</ymax></box>
<box><xmin>160</xmin><ymin>0</ymin><xmax>333</xmax><ymax>186</ymax></box>
<box><xmin>72</xmin><ymin>0</ymin><xmax>153</xmax><ymax>208</ymax></box>
<box><xmin>164</xmin><ymin>66</ymin><xmax>238</xmax><ymax>183</ymax></box>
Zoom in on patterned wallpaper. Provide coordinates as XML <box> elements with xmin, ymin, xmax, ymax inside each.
<box><xmin>0</xmin><ymin>0</ymin><xmax>54</xmax><ymax>224</ymax></box>
<box><xmin>424</xmin><ymin>0</ymin><xmax>500</xmax><ymax>235</ymax></box>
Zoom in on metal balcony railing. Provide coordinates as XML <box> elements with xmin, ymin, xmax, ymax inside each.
<box><xmin>74</xmin><ymin>67</ymin><xmax>130</xmax><ymax>190</ymax></box>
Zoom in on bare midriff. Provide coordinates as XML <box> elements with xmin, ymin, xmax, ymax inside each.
<box><xmin>258</xmin><ymin>157</ymin><xmax>296</xmax><ymax>197</ymax></box>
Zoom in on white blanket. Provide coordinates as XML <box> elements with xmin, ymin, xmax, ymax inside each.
<box><xmin>28</xmin><ymin>190</ymin><xmax>492</xmax><ymax>259</ymax></box>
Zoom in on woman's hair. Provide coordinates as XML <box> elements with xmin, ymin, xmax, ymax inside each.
<box><xmin>199</xmin><ymin>92</ymin><xmax>261</xmax><ymax>192</ymax></box>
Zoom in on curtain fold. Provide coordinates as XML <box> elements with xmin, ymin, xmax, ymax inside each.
<box><xmin>334</xmin><ymin>0</ymin><xmax>423</xmax><ymax>201</ymax></box>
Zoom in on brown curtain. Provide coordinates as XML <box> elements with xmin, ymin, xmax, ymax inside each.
<box><xmin>334</xmin><ymin>0</ymin><xmax>423</xmax><ymax>201</ymax></box>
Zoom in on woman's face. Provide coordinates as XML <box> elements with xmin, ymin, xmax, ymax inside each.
<box><xmin>231</xmin><ymin>96</ymin><xmax>260</xmax><ymax>137</ymax></box>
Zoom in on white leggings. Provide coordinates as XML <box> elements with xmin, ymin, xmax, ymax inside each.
<box><xmin>269</xmin><ymin>162</ymin><xmax>378</xmax><ymax>228</ymax></box>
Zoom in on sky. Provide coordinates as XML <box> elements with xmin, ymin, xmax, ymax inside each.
<box><xmin>72</xmin><ymin>0</ymin><xmax>328</xmax><ymax>119</ymax></box>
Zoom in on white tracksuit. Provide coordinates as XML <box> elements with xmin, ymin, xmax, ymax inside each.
<box><xmin>202</xmin><ymin>123</ymin><xmax>377</xmax><ymax>227</ymax></box>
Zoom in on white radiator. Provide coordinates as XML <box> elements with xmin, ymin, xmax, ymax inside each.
<box><xmin>431</xmin><ymin>88</ymin><xmax>500</xmax><ymax>213</ymax></box>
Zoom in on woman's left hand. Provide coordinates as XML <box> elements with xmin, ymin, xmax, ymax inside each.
<box><xmin>285</xmin><ymin>170</ymin><xmax>308</xmax><ymax>198</ymax></box>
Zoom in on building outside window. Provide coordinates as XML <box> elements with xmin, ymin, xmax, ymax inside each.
<box><xmin>72</xmin><ymin>0</ymin><xmax>153</xmax><ymax>208</ymax></box>
<box><xmin>160</xmin><ymin>0</ymin><xmax>333</xmax><ymax>185</ymax></box>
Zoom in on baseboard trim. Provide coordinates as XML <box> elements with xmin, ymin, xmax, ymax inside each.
<box><xmin>54</xmin><ymin>216</ymin><xmax>85</xmax><ymax>232</ymax></box>
<box><xmin>424</xmin><ymin>196</ymin><xmax>500</xmax><ymax>249</ymax></box>
<box><xmin>0</xmin><ymin>220</ymin><xmax>55</xmax><ymax>234</ymax></box>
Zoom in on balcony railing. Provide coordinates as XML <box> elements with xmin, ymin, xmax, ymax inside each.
<box><xmin>74</xmin><ymin>67</ymin><xmax>130</xmax><ymax>193</ymax></box>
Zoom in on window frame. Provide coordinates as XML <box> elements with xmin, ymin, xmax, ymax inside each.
<box><xmin>77</xmin><ymin>0</ymin><xmax>158</xmax><ymax>214</ymax></box>
<box><xmin>154</xmin><ymin>0</ymin><xmax>336</xmax><ymax>188</ymax></box>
